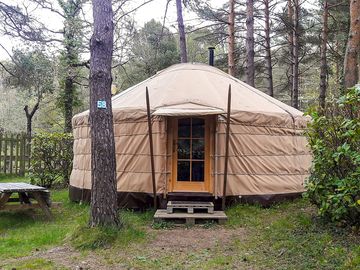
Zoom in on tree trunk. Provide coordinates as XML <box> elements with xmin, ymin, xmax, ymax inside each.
<box><xmin>287</xmin><ymin>0</ymin><xmax>294</xmax><ymax>102</ymax></box>
<box><xmin>335</xmin><ymin>39</ymin><xmax>340</xmax><ymax>92</ymax></box>
<box><xmin>62</xmin><ymin>1</ymin><xmax>82</xmax><ymax>133</ymax></box>
<box><xmin>264</xmin><ymin>0</ymin><xmax>274</xmax><ymax>97</ymax></box>
<box><xmin>343</xmin><ymin>0</ymin><xmax>360</xmax><ymax>89</ymax></box>
<box><xmin>228</xmin><ymin>0</ymin><xmax>235</xmax><ymax>76</ymax></box>
<box><xmin>24</xmin><ymin>102</ymin><xmax>39</xmax><ymax>138</ymax></box>
<box><xmin>246</xmin><ymin>0</ymin><xmax>255</xmax><ymax>86</ymax></box>
<box><xmin>89</xmin><ymin>0</ymin><xmax>119</xmax><ymax>227</ymax></box>
<box><xmin>292</xmin><ymin>0</ymin><xmax>300</xmax><ymax>109</ymax></box>
<box><xmin>319</xmin><ymin>0</ymin><xmax>329</xmax><ymax>109</ymax></box>
<box><xmin>176</xmin><ymin>0</ymin><xmax>187</xmax><ymax>63</ymax></box>
<box><xmin>64</xmin><ymin>76</ymin><xmax>74</xmax><ymax>133</ymax></box>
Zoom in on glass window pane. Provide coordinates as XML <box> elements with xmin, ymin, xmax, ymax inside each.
<box><xmin>192</xmin><ymin>161</ymin><xmax>204</xmax><ymax>182</ymax></box>
<box><xmin>192</xmin><ymin>118</ymin><xmax>204</xmax><ymax>138</ymax></box>
<box><xmin>177</xmin><ymin>161</ymin><xmax>190</xmax><ymax>181</ymax></box>
<box><xmin>192</xmin><ymin>139</ymin><xmax>204</xmax><ymax>159</ymax></box>
<box><xmin>178</xmin><ymin>139</ymin><xmax>190</xmax><ymax>159</ymax></box>
<box><xmin>178</xmin><ymin>118</ymin><xmax>191</xmax><ymax>137</ymax></box>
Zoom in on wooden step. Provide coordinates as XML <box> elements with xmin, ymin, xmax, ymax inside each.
<box><xmin>167</xmin><ymin>201</ymin><xmax>214</xmax><ymax>214</ymax></box>
<box><xmin>167</xmin><ymin>192</ymin><xmax>214</xmax><ymax>202</ymax></box>
<box><xmin>154</xmin><ymin>209</ymin><xmax>227</xmax><ymax>225</ymax></box>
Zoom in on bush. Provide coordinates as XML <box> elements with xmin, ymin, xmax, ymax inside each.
<box><xmin>305</xmin><ymin>86</ymin><xmax>360</xmax><ymax>226</ymax></box>
<box><xmin>30</xmin><ymin>132</ymin><xmax>73</xmax><ymax>188</ymax></box>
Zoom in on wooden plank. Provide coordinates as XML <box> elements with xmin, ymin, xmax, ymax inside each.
<box><xmin>186</xmin><ymin>217</ymin><xmax>195</xmax><ymax>225</ymax></box>
<box><xmin>19</xmin><ymin>192</ymin><xmax>31</xmax><ymax>204</ymax></box>
<box><xmin>154</xmin><ymin>210</ymin><xmax>227</xmax><ymax>219</ymax></box>
<box><xmin>15</xmin><ymin>134</ymin><xmax>20</xmax><ymax>175</ymax></box>
<box><xmin>146</xmin><ymin>87</ymin><xmax>157</xmax><ymax>209</ymax></box>
<box><xmin>19</xmin><ymin>135</ymin><xmax>25</xmax><ymax>176</ymax></box>
<box><xmin>0</xmin><ymin>193</ymin><xmax>12</xmax><ymax>209</ymax></box>
<box><xmin>154</xmin><ymin>209</ymin><xmax>227</xmax><ymax>224</ymax></box>
<box><xmin>168</xmin><ymin>201</ymin><xmax>214</xmax><ymax>207</ymax></box>
<box><xmin>167</xmin><ymin>201</ymin><xmax>214</xmax><ymax>214</ymax></box>
<box><xmin>0</xmin><ymin>133</ymin><xmax>2</xmax><ymax>172</ymax></box>
<box><xmin>222</xmin><ymin>85</ymin><xmax>232</xmax><ymax>210</ymax></box>
<box><xmin>3</xmin><ymin>134</ymin><xmax>7</xmax><ymax>174</ymax></box>
<box><xmin>27</xmin><ymin>136</ymin><xmax>31</xmax><ymax>169</ymax></box>
<box><xmin>0</xmin><ymin>182</ymin><xmax>46</xmax><ymax>193</ymax></box>
<box><xmin>9</xmin><ymin>134</ymin><xmax>14</xmax><ymax>174</ymax></box>
<box><xmin>32</xmin><ymin>191</ymin><xmax>53</xmax><ymax>219</ymax></box>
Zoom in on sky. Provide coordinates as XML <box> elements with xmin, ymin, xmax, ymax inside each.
<box><xmin>0</xmin><ymin>0</ymin><xmax>228</xmax><ymax>60</ymax></box>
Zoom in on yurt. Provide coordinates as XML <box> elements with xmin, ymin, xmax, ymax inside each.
<box><xmin>69</xmin><ymin>63</ymin><xmax>312</xmax><ymax>208</ymax></box>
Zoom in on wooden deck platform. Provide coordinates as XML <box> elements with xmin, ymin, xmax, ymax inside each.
<box><xmin>154</xmin><ymin>209</ymin><xmax>227</xmax><ymax>225</ymax></box>
<box><xmin>167</xmin><ymin>201</ymin><xmax>214</xmax><ymax>214</ymax></box>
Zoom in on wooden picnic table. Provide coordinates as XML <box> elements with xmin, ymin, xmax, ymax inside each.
<box><xmin>0</xmin><ymin>182</ymin><xmax>53</xmax><ymax>219</ymax></box>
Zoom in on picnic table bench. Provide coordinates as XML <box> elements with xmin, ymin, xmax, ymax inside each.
<box><xmin>0</xmin><ymin>182</ymin><xmax>53</xmax><ymax>219</ymax></box>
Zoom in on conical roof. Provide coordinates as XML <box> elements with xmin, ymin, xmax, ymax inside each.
<box><xmin>110</xmin><ymin>63</ymin><xmax>303</xmax><ymax>117</ymax></box>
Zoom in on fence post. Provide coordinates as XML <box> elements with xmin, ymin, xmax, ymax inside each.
<box><xmin>0</xmin><ymin>133</ymin><xmax>2</xmax><ymax>172</ymax></box>
<box><xmin>15</xmin><ymin>134</ymin><xmax>19</xmax><ymax>175</ymax></box>
<box><xmin>27</xmin><ymin>136</ymin><xmax>31</xmax><ymax>169</ymax></box>
<box><xmin>19</xmin><ymin>135</ymin><xmax>25</xmax><ymax>176</ymax></box>
<box><xmin>3</xmin><ymin>134</ymin><xmax>8</xmax><ymax>174</ymax></box>
<box><xmin>0</xmin><ymin>133</ymin><xmax>31</xmax><ymax>176</ymax></box>
<box><xmin>9</xmin><ymin>134</ymin><xmax>14</xmax><ymax>174</ymax></box>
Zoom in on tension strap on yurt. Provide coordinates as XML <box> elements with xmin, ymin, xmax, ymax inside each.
<box><xmin>146</xmin><ymin>86</ymin><xmax>157</xmax><ymax>209</ymax></box>
<box><xmin>222</xmin><ymin>84</ymin><xmax>232</xmax><ymax>211</ymax></box>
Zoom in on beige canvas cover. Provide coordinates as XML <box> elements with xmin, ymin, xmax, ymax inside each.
<box><xmin>70</xmin><ymin>63</ymin><xmax>311</xmax><ymax>198</ymax></box>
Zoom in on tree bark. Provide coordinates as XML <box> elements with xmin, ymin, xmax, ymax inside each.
<box><xmin>343</xmin><ymin>0</ymin><xmax>360</xmax><ymax>89</ymax></box>
<box><xmin>264</xmin><ymin>0</ymin><xmax>274</xmax><ymax>97</ymax></box>
<box><xmin>319</xmin><ymin>0</ymin><xmax>329</xmax><ymax>109</ymax></box>
<box><xmin>287</xmin><ymin>0</ymin><xmax>294</xmax><ymax>101</ymax></box>
<box><xmin>176</xmin><ymin>0</ymin><xmax>187</xmax><ymax>63</ymax></box>
<box><xmin>246</xmin><ymin>0</ymin><xmax>255</xmax><ymax>86</ymax></box>
<box><xmin>335</xmin><ymin>40</ymin><xmax>340</xmax><ymax>92</ymax></box>
<box><xmin>62</xmin><ymin>1</ymin><xmax>82</xmax><ymax>133</ymax></box>
<box><xmin>89</xmin><ymin>0</ymin><xmax>119</xmax><ymax>227</ymax></box>
<box><xmin>292</xmin><ymin>0</ymin><xmax>300</xmax><ymax>109</ymax></box>
<box><xmin>228</xmin><ymin>0</ymin><xmax>235</xmax><ymax>76</ymax></box>
<box><xmin>64</xmin><ymin>76</ymin><xmax>74</xmax><ymax>133</ymax></box>
<box><xmin>24</xmin><ymin>102</ymin><xmax>39</xmax><ymax>138</ymax></box>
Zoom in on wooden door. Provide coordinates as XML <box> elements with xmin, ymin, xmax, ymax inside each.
<box><xmin>170</xmin><ymin>117</ymin><xmax>211</xmax><ymax>192</ymax></box>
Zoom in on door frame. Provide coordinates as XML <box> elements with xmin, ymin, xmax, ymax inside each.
<box><xmin>169</xmin><ymin>116</ymin><xmax>212</xmax><ymax>193</ymax></box>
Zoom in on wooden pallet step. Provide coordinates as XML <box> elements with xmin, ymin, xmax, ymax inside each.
<box><xmin>167</xmin><ymin>201</ymin><xmax>214</xmax><ymax>214</ymax></box>
<box><xmin>154</xmin><ymin>209</ymin><xmax>227</xmax><ymax>225</ymax></box>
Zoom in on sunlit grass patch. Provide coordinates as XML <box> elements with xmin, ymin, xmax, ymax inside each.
<box><xmin>1</xmin><ymin>258</ymin><xmax>64</xmax><ymax>270</ymax></box>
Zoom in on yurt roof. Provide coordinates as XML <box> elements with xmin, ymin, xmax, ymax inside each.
<box><xmin>76</xmin><ymin>63</ymin><xmax>304</xmax><ymax>118</ymax></box>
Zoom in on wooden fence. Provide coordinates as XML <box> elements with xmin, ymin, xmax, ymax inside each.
<box><xmin>0</xmin><ymin>134</ymin><xmax>31</xmax><ymax>176</ymax></box>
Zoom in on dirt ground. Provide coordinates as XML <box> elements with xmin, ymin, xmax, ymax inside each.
<box><xmin>2</xmin><ymin>226</ymin><xmax>247</xmax><ymax>270</ymax></box>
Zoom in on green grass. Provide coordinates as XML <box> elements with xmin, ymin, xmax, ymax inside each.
<box><xmin>70</xmin><ymin>209</ymin><xmax>152</xmax><ymax>250</ymax></box>
<box><xmin>0</xmin><ymin>175</ymin><xmax>359</xmax><ymax>269</ymax></box>
<box><xmin>226</xmin><ymin>200</ymin><xmax>360</xmax><ymax>270</ymax></box>
<box><xmin>0</xmin><ymin>175</ymin><xmax>89</xmax><ymax>260</ymax></box>
<box><xmin>0</xmin><ymin>175</ymin><xmax>153</xmax><ymax>268</ymax></box>
<box><xmin>1</xmin><ymin>258</ymin><xmax>65</xmax><ymax>270</ymax></box>
<box><xmin>0</xmin><ymin>173</ymin><xmax>31</xmax><ymax>183</ymax></box>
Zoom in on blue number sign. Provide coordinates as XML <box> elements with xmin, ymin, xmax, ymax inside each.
<box><xmin>97</xmin><ymin>100</ymin><xmax>107</xmax><ymax>109</ymax></box>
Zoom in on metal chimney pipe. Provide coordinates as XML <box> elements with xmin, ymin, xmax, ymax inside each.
<box><xmin>208</xmin><ymin>46</ymin><xmax>215</xmax><ymax>66</ymax></box>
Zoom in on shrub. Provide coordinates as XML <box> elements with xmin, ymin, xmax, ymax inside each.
<box><xmin>305</xmin><ymin>86</ymin><xmax>360</xmax><ymax>226</ymax></box>
<box><xmin>30</xmin><ymin>132</ymin><xmax>73</xmax><ymax>188</ymax></box>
